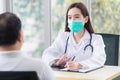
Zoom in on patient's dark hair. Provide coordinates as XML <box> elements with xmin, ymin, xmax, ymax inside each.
<box><xmin>0</xmin><ymin>12</ymin><xmax>21</xmax><ymax>46</ymax></box>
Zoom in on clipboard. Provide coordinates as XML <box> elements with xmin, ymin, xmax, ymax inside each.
<box><xmin>60</xmin><ymin>66</ymin><xmax>104</xmax><ymax>73</ymax></box>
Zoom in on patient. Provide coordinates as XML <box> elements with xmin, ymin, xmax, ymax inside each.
<box><xmin>0</xmin><ymin>12</ymin><xmax>55</xmax><ymax>80</ymax></box>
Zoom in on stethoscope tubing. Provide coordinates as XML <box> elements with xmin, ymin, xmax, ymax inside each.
<box><xmin>64</xmin><ymin>33</ymin><xmax>93</xmax><ymax>54</ymax></box>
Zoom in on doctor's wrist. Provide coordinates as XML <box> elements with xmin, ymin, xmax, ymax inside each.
<box><xmin>51</xmin><ymin>59</ymin><xmax>59</xmax><ymax>66</ymax></box>
<box><xmin>51</xmin><ymin>59</ymin><xmax>66</xmax><ymax>69</ymax></box>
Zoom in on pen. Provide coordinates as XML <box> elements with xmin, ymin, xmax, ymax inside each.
<box><xmin>72</xmin><ymin>56</ymin><xmax>76</xmax><ymax>61</ymax></box>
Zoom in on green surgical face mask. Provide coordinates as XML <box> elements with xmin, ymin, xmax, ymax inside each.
<box><xmin>68</xmin><ymin>20</ymin><xmax>84</xmax><ymax>33</ymax></box>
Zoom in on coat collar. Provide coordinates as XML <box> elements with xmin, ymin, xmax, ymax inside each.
<box><xmin>70</xmin><ymin>29</ymin><xmax>91</xmax><ymax>46</ymax></box>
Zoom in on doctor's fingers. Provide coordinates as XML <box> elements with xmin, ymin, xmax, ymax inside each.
<box><xmin>59</xmin><ymin>54</ymin><xmax>68</xmax><ymax>62</ymax></box>
<box><xmin>67</xmin><ymin>62</ymin><xmax>83</xmax><ymax>70</ymax></box>
<box><xmin>60</xmin><ymin>54</ymin><xmax>67</xmax><ymax>59</ymax></box>
<box><xmin>55</xmin><ymin>57</ymin><xmax>67</xmax><ymax>65</ymax></box>
<box><xmin>59</xmin><ymin>57</ymin><xmax>67</xmax><ymax>63</ymax></box>
<box><xmin>55</xmin><ymin>54</ymin><xmax>68</xmax><ymax>65</ymax></box>
<box><xmin>65</xmin><ymin>61</ymin><xmax>74</xmax><ymax>68</ymax></box>
<box><xmin>66</xmin><ymin>57</ymin><xmax>72</xmax><ymax>62</ymax></box>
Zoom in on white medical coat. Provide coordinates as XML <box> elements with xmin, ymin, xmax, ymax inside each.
<box><xmin>42</xmin><ymin>29</ymin><xmax>106</xmax><ymax>68</ymax></box>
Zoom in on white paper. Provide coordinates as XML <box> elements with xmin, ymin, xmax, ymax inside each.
<box><xmin>60</xmin><ymin>66</ymin><xmax>103</xmax><ymax>73</ymax></box>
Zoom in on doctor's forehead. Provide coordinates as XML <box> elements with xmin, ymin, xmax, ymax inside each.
<box><xmin>68</xmin><ymin>7</ymin><xmax>82</xmax><ymax>16</ymax></box>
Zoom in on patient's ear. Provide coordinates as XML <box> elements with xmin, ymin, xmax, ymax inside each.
<box><xmin>18</xmin><ymin>31</ymin><xmax>23</xmax><ymax>42</ymax></box>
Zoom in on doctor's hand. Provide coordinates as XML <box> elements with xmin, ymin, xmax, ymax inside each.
<box><xmin>65</xmin><ymin>61</ymin><xmax>82</xmax><ymax>70</ymax></box>
<box><xmin>54</xmin><ymin>54</ymin><xmax>71</xmax><ymax>66</ymax></box>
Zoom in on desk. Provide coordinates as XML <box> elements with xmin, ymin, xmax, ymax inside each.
<box><xmin>54</xmin><ymin>66</ymin><xmax>120</xmax><ymax>80</ymax></box>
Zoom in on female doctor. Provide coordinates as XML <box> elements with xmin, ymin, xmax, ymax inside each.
<box><xmin>42</xmin><ymin>2</ymin><xmax>106</xmax><ymax>70</ymax></box>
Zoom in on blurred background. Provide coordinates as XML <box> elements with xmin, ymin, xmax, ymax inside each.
<box><xmin>0</xmin><ymin>0</ymin><xmax>119</xmax><ymax>58</ymax></box>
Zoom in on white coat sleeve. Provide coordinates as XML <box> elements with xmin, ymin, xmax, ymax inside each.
<box><xmin>42</xmin><ymin>32</ymin><xmax>68</xmax><ymax>66</ymax></box>
<box><xmin>79</xmin><ymin>35</ymin><xmax>106</xmax><ymax>68</ymax></box>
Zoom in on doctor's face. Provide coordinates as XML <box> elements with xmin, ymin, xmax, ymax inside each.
<box><xmin>67</xmin><ymin>7</ymin><xmax>88</xmax><ymax>24</ymax></box>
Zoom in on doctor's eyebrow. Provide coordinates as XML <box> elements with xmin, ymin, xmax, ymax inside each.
<box><xmin>68</xmin><ymin>14</ymin><xmax>82</xmax><ymax>19</ymax></box>
<box><xmin>68</xmin><ymin>14</ymin><xmax>80</xmax><ymax>16</ymax></box>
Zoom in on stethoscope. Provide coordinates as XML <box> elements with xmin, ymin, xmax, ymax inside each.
<box><xmin>64</xmin><ymin>33</ymin><xmax>94</xmax><ymax>54</ymax></box>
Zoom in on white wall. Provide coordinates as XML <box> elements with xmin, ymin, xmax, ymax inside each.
<box><xmin>0</xmin><ymin>0</ymin><xmax>5</xmax><ymax>13</ymax></box>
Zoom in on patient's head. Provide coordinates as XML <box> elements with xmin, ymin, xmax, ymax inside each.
<box><xmin>0</xmin><ymin>12</ymin><xmax>23</xmax><ymax>51</ymax></box>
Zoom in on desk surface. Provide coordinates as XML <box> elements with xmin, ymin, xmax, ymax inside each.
<box><xmin>54</xmin><ymin>66</ymin><xmax>120</xmax><ymax>80</ymax></box>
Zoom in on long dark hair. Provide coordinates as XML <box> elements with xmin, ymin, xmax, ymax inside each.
<box><xmin>65</xmin><ymin>2</ymin><xmax>94</xmax><ymax>33</ymax></box>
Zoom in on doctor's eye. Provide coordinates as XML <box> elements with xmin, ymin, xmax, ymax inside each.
<box><xmin>74</xmin><ymin>15</ymin><xmax>81</xmax><ymax>19</ymax></box>
<box><xmin>68</xmin><ymin>16</ymin><xmax>72</xmax><ymax>19</ymax></box>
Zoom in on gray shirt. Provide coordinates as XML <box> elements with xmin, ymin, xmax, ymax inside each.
<box><xmin>0</xmin><ymin>51</ymin><xmax>55</xmax><ymax>80</ymax></box>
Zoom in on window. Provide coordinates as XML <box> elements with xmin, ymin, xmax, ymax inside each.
<box><xmin>13</xmin><ymin>0</ymin><xmax>46</xmax><ymax>57</ymax></box>
<box><xmin>13</xmin><ymin>0</ymin><xmax>84</xmax><ymax>57</ymax></box>
<box><xmin>7</xmin><ymin>0</ymin><xmax>119</xmax><ymax>58</ymax></box>
<box><xmin>91</xmin><ymin>0</ymin><xmax>120</xmax><ymax>64</ymax></box>
<box><xmin>51</xmin><ymin>0</ymin><xmax>83</xmax><ymax>42</ymax></box>
<box><xmin>91</xmin><ymin>0</ymin><xmax>120</xmax><ymax>34</ymax></box>
<box><xmin>0</xmin><ymin>0</ymin><xmax>5</xmax><ymax>13</ymax></box>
